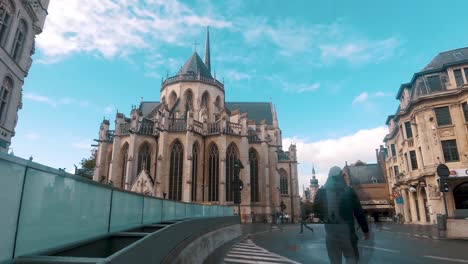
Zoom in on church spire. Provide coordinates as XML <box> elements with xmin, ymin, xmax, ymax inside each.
<box><xmin>204</xmin><ymin>26</ymin><xmax>211</xmax><ymax>74</ymax></box>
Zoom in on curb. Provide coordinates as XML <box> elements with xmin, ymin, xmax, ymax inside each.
<box><xmin>371</xmin><ymin>227</ymin><xmax>443</xmax><ymax>240</ymax></box>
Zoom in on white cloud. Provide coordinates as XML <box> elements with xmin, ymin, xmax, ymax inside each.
<box><xmin>224</xmin><ymin>69</ymin><xmax>250</xmax><ymax>81</ymax></box>
<box><xmin>320</xmin><ymin>38</ymin><xmax>400</xmax><ymax>65</ymax></box>
<box><xmin>25</xmin><ymin>133</ymin><xmax>40</xmax><ymax>140</ymax></box>
<box><xmin>37</xmin><ymin>0</ymin><xmax>231</xmax><ymax>62</ymax></box>
<box><xmin>294</xmin><ymin>83</ymin><xmax>320</xmax><ymax>93</ymax></box>
<box><xmin>72</xmin><ymin>139</ymin><xmax>93</xmax><ymax>150</ymax></box>
<box><xmin>104</xmin><ymin>105</ymin><xmax>113</xmax><ymax>114</ymax></box>
<box><xmin>24</xmin><ymin>92</ymin><xmax>57</xmax><ymax>107</ymax></box>
<box><xmin>374</xmin><ymin>91</ymin><xmax>391</xmax><ymax>97</ymax></box>
<box><xmin>283</xmin><ymin>126</ymin><xmax>387</xmax><ymax>191</ymax></box>
<box><xmin>352</xmin><ymin>92</ymin><xmax>368</xmax><ymax>105</ymax></box>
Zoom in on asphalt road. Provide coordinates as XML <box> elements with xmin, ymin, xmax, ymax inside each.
<box><xmin>243</xmin><ymin>224</ymin><xmax>468</xmax><ymax>264</ymax></box>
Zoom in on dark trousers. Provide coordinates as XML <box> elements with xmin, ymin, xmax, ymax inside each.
<box><xmin>300</xmin><ymin>219</ymin><xmax>314</xmax><ymax>233</ymax></box>
<box><xmin>325</xmin><ymin>232</ymin><xmax>359</xmax><ymax>264</ymax></box>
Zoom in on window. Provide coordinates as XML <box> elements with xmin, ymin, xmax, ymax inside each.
<box><xmin>184</xmin><ymin>90</ymin><xmax>193</xmax><ymax>113</ymax></box>
<box><xmin>201</xmin><ymin>92</ymin><xmax>209</xmax><ymax>112</ymax></box>
<box><xmin>279</xmin><ymin>170</ymin><xmax>288</xmax><ymax>195</ymax></box>
<box><xmin>390</xmin><ymin>144</ymin><xmax>396</xmax><ymax>156</ymax></box>
<box><xmin>454</xmin><ymin>69</ymin><xmax>464</xmax><ymax>87</ymax></box>
<box><xmin>0</xmin><ymin>77</ymin><xmax>11</xmax><ymax>122</ymax></box>
<box><xmin>137</xmin><ymin>143</ymin><xmax>151</xmax><ymax>174</ymax></box>
<box><xmin>120</xmin><ymin>144</ymin><xmax>129</xmax><ymax>188</ymax></box>
<box><xmin>464</xmin><ymin>68</ymin><xmax>468</xmax><ymax>84</ymax></box>
<box><xmin>404</xmin><ymin>121</ymin><xmax>413</xmax><ymax>139</ymax></box>
<box><xmin>409</xmin><ymin>150</ymin><xmax>418</xmax><ymax>170</ymax></box>
<box><xmin>393</xmin><ymin>166</ymin><xmax>399</xmax><ymax>178</ymax></box>
<box><xmin>434</xmin><ymin>106</ymin><xmax>452</xmax><ymax>126</ymax></box>
<box><xmin>11</xmin><ymin>19</ymin><xmax>26</xmax><ymax>62</ymax></box>
<box><xmin>0</xmin><ymin>0</ymin><xmax>13</xmax><ymax>46</ymax></box>
<box><xmin>463</xmin><ymin>102</ymin><xmax>468</xmax><ymax>122</ymax></box>
<box><xmin>168</xmin><ymin>91</ymin><xmax>177</xmax><ymax>109</ymax></box>
<box><xmin>225</xmin><ymin>143</ymin><xmax>238</xmax><ymax>202</ymax></box>
<box><xmin>249</xmin><ymin>149</ymin><xmax>259</xmax><ymax>203</ymax></box>
<box><xmin>169</xmin><ymin>140</ymin><xmax>183</xmax><ymax>200</ymax></box>
<box><xmin>426</xmin><ymin>75</ymin><xmax>443</xmax><ymax>92</ymax></box>
<box><xmin>442</xmin><ymin>140</ymin><xmax>459</xmax><ymax>162</ymax></box>
<box><xmin>191</xmin><ymin>142</ymin><xmax>198</xmax><ymax>201</ymax></box>
<box><xmin>208</xmin><ymin>144</ymin><xmax>219</xmax><ymax>201</ymax></box>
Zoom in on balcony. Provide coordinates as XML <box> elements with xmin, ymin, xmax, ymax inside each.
<box><xmin>225</xmin><ymin>122</ymin><xmax>241</xmax><ymax>135</ymax></box>
<box><xmin>162</xmin><ymin>73</ymin><xmax>224</xmax><ymax>91</ymax></box>
<box><xmin>168</xmin><ymin>118</ymin><xmax>187</xmax><ymax>132</ymax></box>
<box><xmin>119</xmin><ymin>123</ymin><xmax>130</xmax><ymax>135</ymax></box>
<box><xmin>207</xmin><ymin>121</ymin><xmax>221</xmax><ymax>135</ymax></box>
<box><xmin>139</xmin><ymin>120</ymin><xmax>154</xmax><ymax>135</ymax></box>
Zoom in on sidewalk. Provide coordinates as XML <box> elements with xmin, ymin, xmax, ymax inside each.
<box><xmin>204</xmin><ymin>223</ymin><xmax>290</xmax><ymax>263</ymax></box>
<box><xmin>371</xmin><ymin>222</ymin><xmax>441</xmax><ymax>239</ymax></box>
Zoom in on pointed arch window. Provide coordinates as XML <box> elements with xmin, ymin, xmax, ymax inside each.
<box><xmin>249</xmin><ymin>149</ymin><xmax>259</xmax><ymax>202</ymax></box>
<box><xmin>201</xmin><ymin>92</ymin><xmax>209</xmax><ymax>112</ymax></box>
<box><xmin>137</xmin><ymin>143</ymin><xmax>151</xmax><ymax>174</ymax></box>
<box><xmin>191</xmin><ymin>142</ymin><xmax>199</xmax><ymax>201</ymax></box>
<box><xmin>169</xmin><ymin>91</ymin><xmax>177</xmax><ymax>109</ymax></box>
<box><xmin>208</xmin><ymin>144</ymin><xmax>219</xmax><ymax>201</ymax></box>
<box><xmin>12</xmin><ymin>19</ymin><xmax>26</xmax><ymax>62</ymax></box>
<box><xmin>169</xmin><ymin>140</ymin><xmax>183</xmax><ymax>201</ymax></box>
<box><xmin>0</xmin><ymin>77</ymin><xmax>12</xmax><ymax>122</ymax></box>
<box><xmin>280</xmin><ymin>170</ymin><xmax>288</xmax><ymax>195</ymax></box>
<box><xmin>226</xmin><ymin>143</ymin><xmax>238</xmax><ymax>202</ymax></box>
<box><xmin>120</xmin><ymin>144</ymin><xmax>129</xmax><ymax>189</ymax></box>
<box><xmin>0</xmin><ymin>0</ymin><xmax>13</xmax><ymax>46</ymax></box>
<box><xmin>184</xmin><ymin>90</ymin><xmax>193</xmax><ymax>113</ymax></box>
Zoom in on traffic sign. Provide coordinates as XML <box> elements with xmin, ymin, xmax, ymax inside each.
<box><xmin>437</xmin><ymin>164</ymin><xmax>450</xmax><ymax>178</ymax></box>
<box><xmin>396</xmin><ymin>197</ymin><xmax>403</xmax><ymax>204</ymax></box>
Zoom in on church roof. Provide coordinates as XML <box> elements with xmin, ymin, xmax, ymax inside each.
<box><xmin>423</xmin><ymin>47</ymin><xmax>468</xmax><ymax>71</ymax></box>
<box><xmin>225</xmin><ymin>102</ymin><xmax>273</xmax><ymax>125</ymax></box>
<box><xmin>178</xmin><ymin>52</ymin><xmax>212</xmax><ymax>78</ymax></box>
<box><xmin>139</xmin><ymin>102</ymin><xmax>160</xmax><ymax>116</ymax></box>
<box><xmin>346</xmin><ymin>164</ymin><xmax>386</xmax><ymax>185</ymax></box>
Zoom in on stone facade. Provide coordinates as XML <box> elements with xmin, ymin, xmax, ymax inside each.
<box><xmin>0</xmin><ymin>0</ymin><xmax>48</xmax><ymax>152</ymax></box>
<box><xmin>384</xmin><ymin>48</ymin><xmax>468</xmax><ymax>225</ymax></box>
<box><xmin>93</xmin><ymin>29</ymin><xmax>300</xmax><ymax>223</ymax></box>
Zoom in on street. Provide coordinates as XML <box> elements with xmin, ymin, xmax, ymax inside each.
<box><xmin>225</xmin><ymin>224</ymin><xmax>468</xmax><ymax>264</ymax></box>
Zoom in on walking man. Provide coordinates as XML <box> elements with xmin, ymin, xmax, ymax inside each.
<box><xmin>314</xmin><ymin>166</ymin><xmax>369</xmax><ymax>264</ymax></box>
<box><xmin>300</xmin><ymin>201</ymin><xmax>314</xmax><ymax>233</ymax></box>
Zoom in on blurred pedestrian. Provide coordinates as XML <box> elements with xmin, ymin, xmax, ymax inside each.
<box><xmin>314</xmin><ymin>166</ymin><xmax>369</xmax><ymax>264</ymax></box>
<box><xmin>300</xmin><ymin>201</ymin><xmax>314</xmax><ymax>234</ymax></box>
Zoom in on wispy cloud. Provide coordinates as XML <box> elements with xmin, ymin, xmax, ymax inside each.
<box><xmin>320</xmin><ymin>38</ymin><xmax>401</xmax><ymax>65</ymax></box>
<box><xmin>223</xmin><ymin>69</ymin><xmax>250</xmax><ymax>81</ymax></box>
<box><xmin>37</xmin><ymin>0</ymin><xmax>231</xmax><ymax>63</ymax></box>
<box><xmin>352</xmin><ymin>92</ymin><xmax>369</xmax><ymax>105</ymax></box>
<box><xmin>72</xmin><ymin>139</ymin><xmax>92</xmax><ymax>150</ymax></box>
<box><xmin>104</xmin><ymin>105</ymin><xmax>113</xmax><ymax>114</ymax></box>
<box><xmin>374</xmin><ymin>91</ymin><xmax>392</xmax><ymax>97</ymax></box>
<box><xmin>265</xmin><ymin>75</ymin><xmax>320</xmax><ymax>94</ymax></box>
<box><xmin>25</xmin><ymin>133</ymin><xmax>40</xmax><ymax>140</ymax></box>
<box><xmin>24</xmin><ymin>92</ymin><xmax>91</xmax><ymax>108</ymax></box>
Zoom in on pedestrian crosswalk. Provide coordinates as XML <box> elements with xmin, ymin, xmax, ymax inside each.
<box><xmin>223</xmin><ymin>239</ymin><xmax>301</xmax><ymax>264</ymax></box>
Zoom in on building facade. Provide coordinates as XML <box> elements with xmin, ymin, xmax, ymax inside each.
<box><xmin>0</xmin><ymin>0</ymin><xmax>48</xmax><ymax>152</ymax></box>
<box><xmin>384</xmin><ymin>48</ymin><xmax>468</xmax><ymax>230</ymax></box>
<box><xmin>93</xmin><ymin>29</ymin><xmax>301</xmax><ymax>223</ymax></box>
<box><xmin>342</xmin><ymin>155</ymin><xmax>392</xmax><ymax>219</ymax></box>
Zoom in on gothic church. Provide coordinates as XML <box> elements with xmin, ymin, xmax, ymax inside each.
<box><xmin>93</xmin><ymin>28</ymin><xmax>300</xmax><ymax>223</ymax></box>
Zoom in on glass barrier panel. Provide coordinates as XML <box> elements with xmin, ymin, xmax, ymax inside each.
<box><xmin>162</xmin><ymin>200</ymin><xmax>176</xmax><ymax>221</ymax></box>
<box><xmin>175</xmin><ymin>202</ymin><xmax>184</xmax><ymax>219</ymax></box>
<box><xmin>110</xmin><ymin>191</ymin><xmax>143</xmax><ymax>232</ymax></box>
<box><xmin>142</xmin><ymin>197</ymin><xmax>162</xmax><ymax>224</ymax></box>
<box><xmin>16</xmin><ymin>168</ymin><xmax>111</xmax><ymax>257</ymax></box>
<box><xmin>0</xmin><ymin>159</ymin><xmax>25</xmax><ymax>262</ymax></box>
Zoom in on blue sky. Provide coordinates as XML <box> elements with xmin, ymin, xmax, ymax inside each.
<box><xmin>13</xmin><ymin>0</ymin><xmax>468</xmax><ymax>189</ymax></box>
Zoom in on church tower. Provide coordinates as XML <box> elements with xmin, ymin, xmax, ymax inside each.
<box><xmin>309</xmin><ymin>166</ymin><xmax>319</xmax><ymax>202</ymax></box>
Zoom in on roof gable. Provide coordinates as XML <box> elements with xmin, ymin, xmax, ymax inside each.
<box><xmin>225</xmin><ymin>102</ymin><xmax>273</xmax><ymax>125</ymax></box>
<box><xmin>178</xmin><ymin>52</ymin><xmax>212</xmax><ymax>78</ymax></box>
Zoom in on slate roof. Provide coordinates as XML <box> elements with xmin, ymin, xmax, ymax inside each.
<box><xmin>346</xmin><ymin>164</ymin><xmax>386</xmax><ymax>185</ymax></box>
<box><xmin>423</xmin><ymin>47</ymin><xmax>468</xmax><ymax>71</ymax></box>
<box><xmin>225</xmin><ymin>102</ymin><xmax>273</xmax><ymax>125</ymax></box>
<box><xmin>178</xmin><ymin>52</ymin><xmax>212</xmax><ymax>78</ymax></box>
<box><xmin>139</xmin><ymin>102</ymin><xmax>160</xmax><ymax>116</ymax></box>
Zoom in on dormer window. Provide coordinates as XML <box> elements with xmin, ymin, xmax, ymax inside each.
<box><xmin>426</xmin><ymin>74</ymin><xmax>443</xmax><ymax>92</ymax></box>
<box><xmin>454</xmin><ymin>69</ymin><xmax>464</xmax><ymax>87</ymax></box>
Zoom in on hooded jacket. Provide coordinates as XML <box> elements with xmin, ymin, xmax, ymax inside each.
<box><xmin>313</xmin><ymin>166</ymin><xmax>369</xmax><ymax>234</ymax></box>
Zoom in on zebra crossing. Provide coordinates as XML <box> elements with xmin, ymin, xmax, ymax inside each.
<box><xmin>223</xmin><ymin>239</ymin><xmax>301</xmax><ymax>264</ymax></box>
